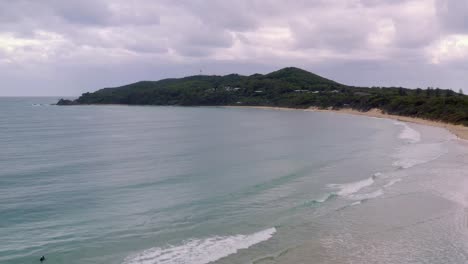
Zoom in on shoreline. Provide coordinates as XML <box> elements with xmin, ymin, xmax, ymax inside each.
<box><xmin>225</xmin><ymin>106</ymin><xmax>468</xmax><ymax>141</ymax></box>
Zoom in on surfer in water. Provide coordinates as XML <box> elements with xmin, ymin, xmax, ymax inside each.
<box><xmin>40</xmin><ymin>256</ymin><xmax>45</xmax><ymax>262</ymax></box>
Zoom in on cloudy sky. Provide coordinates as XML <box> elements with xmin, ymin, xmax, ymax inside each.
<box><xmin>1</xmin><ymin>0</ymin><xmax>468</xmax><ymax>96</ymax></box>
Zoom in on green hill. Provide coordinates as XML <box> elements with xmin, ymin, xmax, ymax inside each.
<box><xmin>57</xmin><ymin>67</ymin><xmax>468</xmax><ymax>126</ymax></box>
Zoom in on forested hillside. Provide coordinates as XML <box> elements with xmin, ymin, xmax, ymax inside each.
<box><xmin>57</xmin><ymin>67</ymin><xmax>468</xmax><ymax>126</ymax></box>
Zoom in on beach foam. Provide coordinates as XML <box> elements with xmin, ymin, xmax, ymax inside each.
<box><xmin>373</xmin><ymin>172</ymin><xmax>383</xmax><ymax>178</ymax></box>
<box><xmin>350</xmin><ymin>189</ymin><xmax>384</xmax><ymax>200</ymax></box>
<box><xmin>391</xmin><ymin>121</ymin><xmax>449</xmax><ymax>169</ymax></box>
<box><xmin>392</xmin><ymin>142</ymin><xmax>447</xmax><ymax>169</ymax></box>
<box><xmin>327</xmin><ymin>177</ymin><xmax>375</xmax><ymax>197</ymax></box>
<box><xmin>122</xmin><ymin>228</ymin><xmax>276</xmax><ymax>264</ymax></box>
<box><xmin>394</xmin><ymin>122</ymin><xmax>421</xmax><ymax>143</ymax></box>
<box><xmin>384</xmin><ymin>178</ymin><xmax>402</xmax><ymax>188</ymax></box>
<box><xmin>308</xmin><ymin>193</ymin><xmax>338</xmax><ymax>205</ymax></box>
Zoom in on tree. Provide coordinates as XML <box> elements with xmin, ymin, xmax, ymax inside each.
<box><xmin>398</xmin><ymin>87</ymin><xmax>407</xmax><ymax>96</ymax></box>
<box><xmin>426</xmin><ymin>87</ymin><xmax>433</xmax><ymax>96</ymax></box>
<box><xmin>57</xmin><ymin>67</ymin><xmax>468</xmax><ymax>127</ymax></box>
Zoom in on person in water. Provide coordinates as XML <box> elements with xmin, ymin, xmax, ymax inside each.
<box><xmin>40</xmin><ymin>256</ymin><xmax>45</xmax><ymax>262</ymax></box>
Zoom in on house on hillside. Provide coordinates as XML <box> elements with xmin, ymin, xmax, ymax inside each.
<box><xmin>294</xmin><ymin>89</ymin><xmax>309</xmax><ymax>93</ymax></box>
<box><xmin>354</xmin><ymin>92</ymin><xmax>371</xmax><ymax>96</ymax></box>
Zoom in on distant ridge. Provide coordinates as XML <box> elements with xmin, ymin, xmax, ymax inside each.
<box><xmin>265</xmin><ymin>67</ymin><xmax>336</xmax><ymax>84</ymax></box>
<box><xmin>57</xmin><ymin>67</ymin><xmax>468</xmax><ymax>126</ymax></box>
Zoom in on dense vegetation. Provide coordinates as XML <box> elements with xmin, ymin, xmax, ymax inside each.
<box><xmin>58</xmin><ymin>67</ymin><xmax>468</xmax><ymax>126</ymax></box>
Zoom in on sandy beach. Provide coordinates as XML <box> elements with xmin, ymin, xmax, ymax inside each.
<box><xmin>226</xmin><ymin>106</ymin><xmax>468</xmax><ymax>141</ymax></box>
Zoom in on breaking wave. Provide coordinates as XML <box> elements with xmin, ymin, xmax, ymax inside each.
<box><xmin>122</xmin><ymin>228</ymin><xmax>276</xmax><ymax>264</ymax></box>
<box><xmin>305</xmin><ymin>193</ymin><xmax>338</xmax><ymax>206</ymax></box>
<box><xmin>327</xmin><ymin>176</ymin><xmax>375</xmax><ymax>197</ymax></box>
<box><xmin>350</xmin><ymin>189</ymin><xmax>384</xmax><ymax>200</ymax></box>
<box><xmin>384</xmin><ymin>178</ymin><xmax>402</xmax><ymax>188</ymax></box>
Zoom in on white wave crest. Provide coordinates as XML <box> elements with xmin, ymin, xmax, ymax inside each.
<box><xmin>384</xmin><ymin>178</ymin><xmax>402</xmax><ymax>188</ymax></box>
<box><xmin>122</xmin><ymin>228</ymin><xmax>276</xmax><ymax>264</ymax></box>
<box><xmin>394</xmin><ymin>122</ymin><xmax>421</xmax><ymax>143</ymax></box>
<box><xmin>310</xmin><ymin>193</ymin><xmax>337</xmax><ymax>204</ymax></box>
<box><xmin>327</xmin><ymin>177</ymin><xmax>375</xmax><ymax>197</ymax></box>
<box><xmin>350</xmin><ymin>189</ymin><xmax>384</xmax><ymax>200</ymax></box>
<box><xmin>373</xmin><ymin>172</ymin><xmax>383</xmax><ymax>178</ymax></box>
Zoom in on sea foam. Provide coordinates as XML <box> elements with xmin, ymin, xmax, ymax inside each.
<box><xmin>122</xmin><ymin>228</ymin><xmax>276</xmax><ymax>264</ymax></box>
<box><xmin>394</xmin><ymin>121</ymin><xmax>421</xmax><ymax>143</ymax></box>
<box><xmin>327</xmin><ymin>177</ymin><xmax>375</xmax><ymax>197</ymax></box>
<box><xmin>350</xmin><ymin>189</ymin><xmax>384</xmax><ymax>200</ymax></box>
<box><xmin>384</xmin><ymin>178</ymin><xmax>402</xmax><ymax>188</ymax></box>
<box><xmin>309</xmin><ymin>193</ymin><xmax>338</xmax><ymax>204</ymax></box>
<box><xmin>392</xmin><ymin>122</ymin><xmax>447</xmax><ymax>169</ymax></box>
<box><xmin>392</xmin><ymin>142</ymin><xmax>447</xmax><ymax>169</ymax></box>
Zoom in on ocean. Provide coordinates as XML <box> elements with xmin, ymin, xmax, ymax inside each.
<box><xmin>1</xmin><ymin>97</ymin><xmax>468</xmax><ymax>264</ymax></box>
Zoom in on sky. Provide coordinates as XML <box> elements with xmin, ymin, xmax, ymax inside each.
<box><xmin>1</xmin><ymin>0</ymin><xmax>468</xmax><ymax>96</ymax></box>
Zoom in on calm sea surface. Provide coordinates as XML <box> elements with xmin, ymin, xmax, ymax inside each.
<box><xmin>1</xmin><ymin>97</ymin><xmax>468</xmax><ymax>264</ymax></box>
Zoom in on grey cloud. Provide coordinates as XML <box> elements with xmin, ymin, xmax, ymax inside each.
<box><xmin>1</xmin><ymin>0</ymin><xmax>468</xmax><ymax>96</ymax></box>
<box><xmin>392</xmin><ymin>18</ymin><xmax>440</xmax><ymax>49</ymax></box>
<box><xmin>167</xmin><ymin>0</ymin><xmax>259</xmax><ymax>31</ymax></box>
<box><xmin>0</xmin><ymin>0</ymin><xmax>159</xmax><ymax>34</ymax></box>
<box><xmin>124</xmin><ymin>42</ymin><xmax>168</xmax><ymax>54</ymax></box>
<box><xmin>436</xmin><ymin>0</ymin><xmax>468</xmax><ymax>33</ymax></box>
<box><xmin>49</xmin><ymin>0</ymin><xmax>112</xmax><ymax>26</ymax></box>
<box><xmin>168</xmin><ymin>20</ymin><xmax>235</xmax><ymax>57</ymax></box>
<box><xmin>164</xmin><ymin>0</ymin><xmax>331</xmax><ymax>32</ymax></box>
<box><xmin>172</xmin><ymin>31</ymin><xmax>233</xmax><ymax>56</ymax></box>
<box><xmin>0</xmin><ymin>1</ymin><xmax>48</xmax><ymax>23</ymax></box>
<box><xmin>174</xmin><ymin>46</ymin><xmax>213</xmax><ymax>57</ymax></box>
<box><xmin>292</xmin><ymin>21</ymin><xmax>370</xmax><ymax>51</ymax></box>
<box><xmin>358</xmin><ymin>0</ymin><xmax>408</xmax><ymax>7</ymax></box>
<box><xmin>182</xmin><ymin>29</ymin><xmax>233</xmax><ymax>48</ymax></box>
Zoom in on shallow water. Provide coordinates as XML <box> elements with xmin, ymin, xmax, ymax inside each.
<box><xmin>1</xmin><ymin>97</ymin><xmax>467</xmax><ymax>264</ymax></box>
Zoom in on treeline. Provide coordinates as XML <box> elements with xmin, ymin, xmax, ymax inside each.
<box><xmin>57</xmin><ymin>67</ymin><xmax>468</xmax><ymax>126</ymax></box>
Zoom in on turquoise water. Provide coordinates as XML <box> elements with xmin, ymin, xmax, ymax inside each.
<box><xmin>2</xmin><ymin>97</ymin><xmax>468</xmax><ymax>264</ymax></box>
